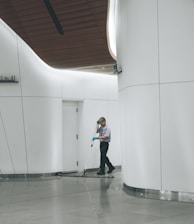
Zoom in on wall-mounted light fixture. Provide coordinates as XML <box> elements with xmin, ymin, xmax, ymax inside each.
<box><xmin>113</xmin><ymin>63</ymin><xmax>122</xmax><ymax>74</ymax></box>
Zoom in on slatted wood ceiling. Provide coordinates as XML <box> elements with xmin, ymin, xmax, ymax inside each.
<box><xmin>0</xmin><ymin>0</ymin><xmax>114</xmax><ymax>72</ymax></box>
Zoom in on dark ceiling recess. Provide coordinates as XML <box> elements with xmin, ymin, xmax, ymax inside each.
<box><xmin>43</xmin><ymin>0</ymin><xmax>64</xmax><ymax>35</ymax></box>
<box><xmin>0</xmin><ymin>0</ymin><xmax>115</xmax><ymax>73</ymax></box>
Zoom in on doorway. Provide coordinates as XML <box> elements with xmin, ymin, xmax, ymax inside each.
<box><xmin>62</xmin><ymin>101</ymin><xmax>79</xmax><ymax>172</ymax></box>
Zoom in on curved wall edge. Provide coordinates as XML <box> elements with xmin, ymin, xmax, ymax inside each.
<box><xmin>123</xmin><ymin>183</ymin><xmax>194</xmax><ymax>203</ymax></box>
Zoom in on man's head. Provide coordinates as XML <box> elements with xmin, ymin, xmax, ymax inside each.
<box><xmin>98</xmin><ymin>117</ymin><xmax>106</xmax><ymax>127</ymax></box>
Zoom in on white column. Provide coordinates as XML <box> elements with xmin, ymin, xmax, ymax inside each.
<box><xmin>117</xmin><ymin>0</ymin><xmax>194</xmax><ymax>192</ymax></box>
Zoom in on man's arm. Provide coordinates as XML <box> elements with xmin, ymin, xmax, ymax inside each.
<box><xmin>93</xmin><ymin>135</ymin><xmax>107</xmax><ymax>140</ymax></box>
<box><xmin>98</xmin><ymin>135</ymin><xmax>107</xmax><ymax>140</ymax></box>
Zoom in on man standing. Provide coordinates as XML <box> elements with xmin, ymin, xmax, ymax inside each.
<box><xmin>92</xmin><ymin>117</ymin><xmax>115</xmax><ymax>175</ymax></box>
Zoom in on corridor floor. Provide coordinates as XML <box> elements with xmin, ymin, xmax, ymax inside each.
<box><xmin>0</xmin><ymin>171</ymin><xmax>194</xmax><ymax>224</ymax></box>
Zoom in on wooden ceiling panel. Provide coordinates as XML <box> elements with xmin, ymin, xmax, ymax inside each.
<box><xmin>0</xmin><ymin>0</ymin><xmax>114</xmax><ymax>71</ymax></box>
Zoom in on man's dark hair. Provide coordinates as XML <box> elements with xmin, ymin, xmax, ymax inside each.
<box><xmin>99</xmin><ymin>117</ymin><xmax>106</xmax><ymax>122</ymax></box>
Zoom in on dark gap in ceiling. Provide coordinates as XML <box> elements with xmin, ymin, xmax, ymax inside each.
<box><xmin>43</xmin><ymin>0</ymin><xmax>64</xmax><ymax>35</ymax></box>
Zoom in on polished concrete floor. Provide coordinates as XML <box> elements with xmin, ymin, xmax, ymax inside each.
<box><xmin>0</xmin><ymin>171</ymin><xmax>194</xmax><ymax>224</ymax></box>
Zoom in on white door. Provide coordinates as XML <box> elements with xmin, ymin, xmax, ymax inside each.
<box><xmin>62</xmin><ymin>101</ymin><xmax>78</xmax><ymax>172</ymax></box>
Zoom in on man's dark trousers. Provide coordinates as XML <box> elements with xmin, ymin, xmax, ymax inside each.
<box><xmin>100</xmin><ymin>142</ymin><xmax>113</xmax><ymax>172</ymax></box>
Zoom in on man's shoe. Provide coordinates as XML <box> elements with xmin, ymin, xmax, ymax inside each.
<box><xmin>107</xmin><ymin>166</ymin><xmax>115</xmax><ymax>173</ymax></box>
<box><xmin>97</xmin><ymin>171</ymin><xmax>105</xmax><ymax>175</ymax></box>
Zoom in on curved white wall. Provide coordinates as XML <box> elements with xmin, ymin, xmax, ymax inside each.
<box><xmin>117</xmin><ymin>0</ymin><xmax>194</xmax><ymax>193</ymax></box>
<box><xmin>0</xmin><ymin>19</ymin><xmax>121</xmax><ymax>174</ymax></box>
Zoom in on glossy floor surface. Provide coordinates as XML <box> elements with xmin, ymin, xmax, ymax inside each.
<box><xmin>0</xmin><ymin>171</ymin><xmax>194</xmax><ymax>224</ymax></box>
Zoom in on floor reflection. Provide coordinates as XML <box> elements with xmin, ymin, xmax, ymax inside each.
<box><xmin>0</xmin><ymin>171</ymin><xmax>194</xmax><ymax>224</ymax></box>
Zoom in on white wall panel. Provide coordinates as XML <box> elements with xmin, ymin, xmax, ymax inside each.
<box><xmin>107</xmin><ymin>101</ymin><xmax>121</xmax><ymax>166</ymax></box>
<box><xmin>107</xmin><ymin>76</ymin><xmax>118</xmax><ymax>100</ymax></box>
<box><xmin>118</xmin><ymin>89</ymin><xmax>129</xmax><ymax>181</ymax></box>
<box><xmin>117</xmin><ymin>0</ymin><xmax>159</xmax><ymax>90</ymax></box>
<box><xmin>23</xmin><ymin>98</ymin><xmax>62</xmax><ymax>173</ymax></box>
<box><xmin>62</xmin><ymin>72</ymin><xmax>118</xmax><ymax>101</ymax></box>
<box><xmin>0</xmin><ymin>111</ymin><xmax>14</xmax><ymax>174</ymax></box>
<box><xmin>161</xmin><ymin>83</ymin><xmax>194</xmax><ymax>192</ymax></box>
<box><xmin>159</xmin><ymin>0</ymin><xmax>194</xmax><ymax>83</ymax></box>
<box><xmin>62</xmin><ymin>72</ymin><xmax>84</xmax><ymax>100</ymax></box>
<box><xmin>18</xmin><ymin>40</ymin><xmax>62</xmax><ymax>98</ymax></box>
<box><xmin>0</xmin><ymin>20</ymin><xmax>21</xmax><ymax>97</ymax></box>
<box><xmin>121</xmin><ymin>85</ymin><xmax>161</xmax><ymax>190</ymax></box>
<box><xmin>83</xmin><ymin>73</ymin><xmax>118</xmax><ymax>100</ymax></box>
<box><xmin>0</xmin><ymin>97</ymin><xmax>27</xmax><ymax>173</ymax></box>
